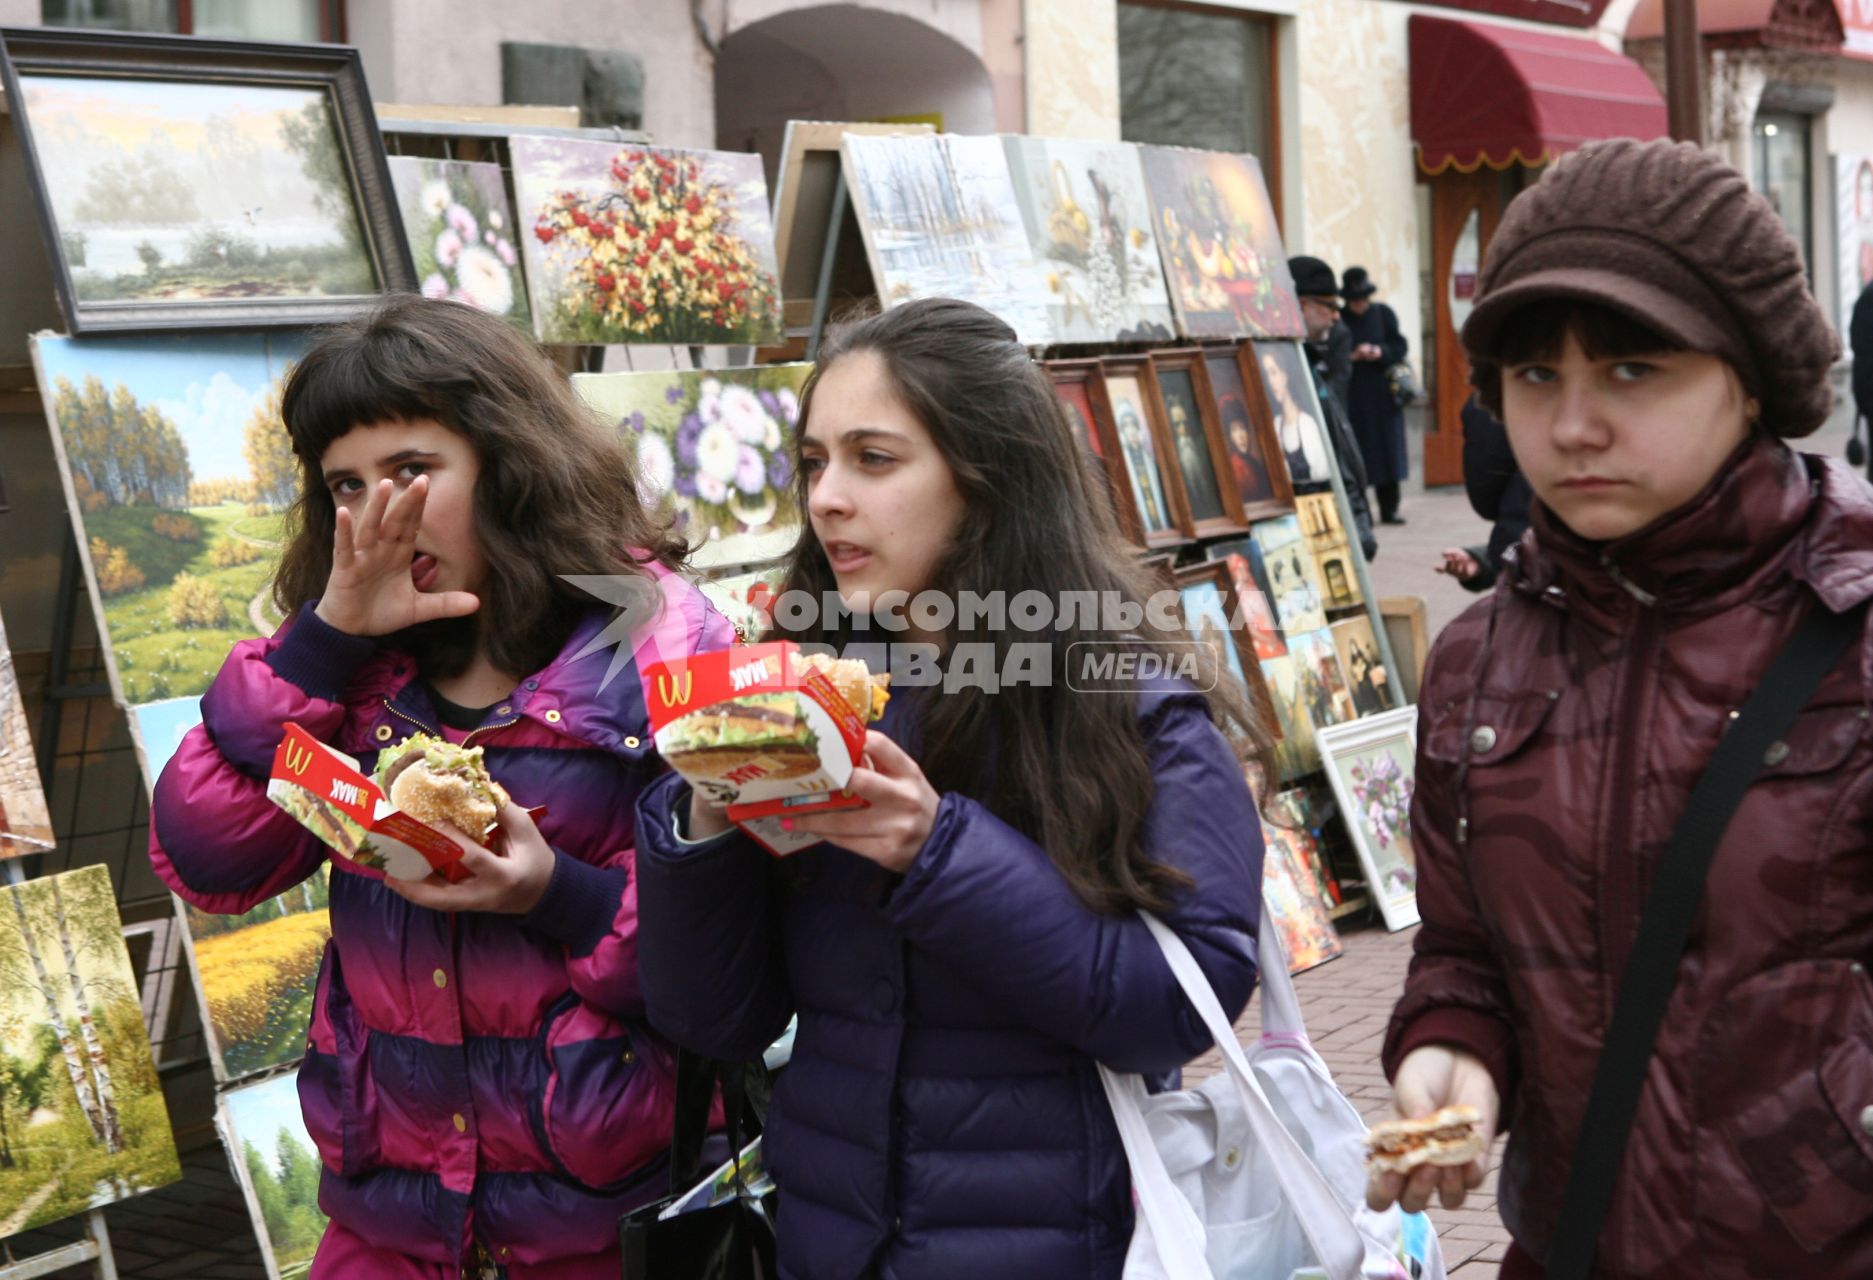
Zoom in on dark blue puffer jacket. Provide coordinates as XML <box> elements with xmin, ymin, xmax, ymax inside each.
<box><xmin>635</xmin><ymin>683</ymin><xmax>1264</xmax><ymax>1280</ymax></box>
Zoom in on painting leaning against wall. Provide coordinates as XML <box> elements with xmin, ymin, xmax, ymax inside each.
<box><xmin>220</xmin><ymin>1070</ymin><xmax>323</xmax><ymax>1280</ymax></box>
<box><xmin>0</xmin><ymin>607</ymin><xmax>55</xmax><ymax>857</ymax></box>
<box><xmin>0</xmin><ymin>865</ymin><xmax>182</xmax><ymax>1238</ymax></box>
<box><xmin>30</xmin><ymin>332</ymin><xmax>305</xmax><ymax>708</ymax></box>
<box><xmin>387</xmin><ymin>155</ymin><xmax>530</xmax><ymax>329</ymax></box>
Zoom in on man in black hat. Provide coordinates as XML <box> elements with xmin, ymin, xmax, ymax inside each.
<box><xmin>1287</xmin><ymin>255</ymin><xmax>1377</xmax><ymax>559</ymax></box>
<box><xmin>1341</xmin><ymin>266</ymin><xmax>1411</xmax><ymax>525</ymax></box>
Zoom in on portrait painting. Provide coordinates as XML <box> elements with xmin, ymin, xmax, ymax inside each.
<box><xmin>1253</xmin><ymin>342</ymin><xmax>1331</xmax><ymax>488</ymax></box>
<box><xmin>1332</xmin><ymin>615</ymin><xmax>1392</xmax><ymax>717</ymax></box>
<box><xmin>1102</xmin><ymin>372</ymin><xmax>1174</xmax><ymax>536</ymax></box>
<box><xmin>1156</xmin><ymin>366</ymin><xmax>1226</xmax><ymax>525</ymax></box>
<box><xmin>1207</xmin><ymin>347</ymin><xmax>1287</xmax><ymax>516</ymax></box>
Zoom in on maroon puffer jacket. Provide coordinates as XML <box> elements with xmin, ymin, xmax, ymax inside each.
<box><xmin>1384</xmin><ymin>437</ymin><xmax>1873</xmax><ymax>1279</ymax></box>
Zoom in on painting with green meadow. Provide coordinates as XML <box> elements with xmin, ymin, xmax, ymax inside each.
<box><xmin>32</xmin><ymin>332</ymin><xmax>306</xmax><ymax>708</ymax></box>
<box><xmin>0</xmin><ymin>865</ymin><xmax>180</xmax><ymax>1238</ymax></box>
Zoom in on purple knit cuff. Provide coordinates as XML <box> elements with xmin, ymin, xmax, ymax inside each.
<box><xmin>522</xmin><ymin>848</ymin><xmax>627</xmax><ymax>958</ymax></box>
<box><xmin>265</xmin><ymin>603</ymin><xmax>377</xmax><ymax>702</ymax></box>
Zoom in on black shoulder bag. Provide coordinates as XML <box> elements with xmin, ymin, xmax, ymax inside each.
<box><xmin>619</xmin><ymin>1049</ymin><xmax>776</xmax><ymax>1280</ymax></box>
<box><xmin>1544</xmin><ymin>601</ymin><xmax>1867</xmax><ymax>1280</ymax></box>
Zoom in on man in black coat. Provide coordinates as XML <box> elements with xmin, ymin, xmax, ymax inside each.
<box><xmin>1341</xmin><ymin>266</ymin><xmax>1410</xmax><ymax>525</ymax></box>
<box><xmin>1289</xmin><ymin>255</ymin><xmax>1377</xmax><ymax>560</ymax></box>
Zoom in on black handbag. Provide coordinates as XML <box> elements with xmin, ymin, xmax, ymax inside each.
<box><xmin>1543</xmin><ymin>601</ymin><xmax>1867</xmax><ymax>1280</ymax></box>
<box><xmin>619</xmin><ymin>1050</ymin><xmax>777</xmax><ymax>1280</ymax></box>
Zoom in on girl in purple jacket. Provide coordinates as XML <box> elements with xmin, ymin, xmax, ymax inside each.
<box><xmin>150</xmin><ymin>297</ymin><xmax>732</xmax><ymax>1279</ymax></box>
<box><xmin>635</xmin><ymin>299</ymin><xmax>1272</xmax><ymax>1279</ymax></box>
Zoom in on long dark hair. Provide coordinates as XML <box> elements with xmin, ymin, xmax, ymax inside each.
<box><xmin>769</xmin><ymin>299</ymin><xmax>1275</xmax><ymax>915</ymax></box>
<box><xmin>273</xmin><ymin>295</ymin><xmax>685</xmax><ymax>677</ymax></box>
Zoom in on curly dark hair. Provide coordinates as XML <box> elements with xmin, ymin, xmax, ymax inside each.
<box><xmin>272</xmin><ymin>295</ymin><xmax>686</xmax><ymax>678</ymax></box>
<box><xmin>768</xmin><ymin>298</ymin><xmax>1275</xmax><ymax>916</ymax></box>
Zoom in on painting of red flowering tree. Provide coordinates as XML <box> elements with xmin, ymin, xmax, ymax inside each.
<box><xmin>512</xmin><ymin>137</ymin><xmax>783</xmax><ymax>346</ymax></box>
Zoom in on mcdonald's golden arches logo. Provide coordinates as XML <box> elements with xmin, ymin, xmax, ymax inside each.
<box><xmin>656</xmin><ymin>670</ymin><xmax>694</xmax><ymax>708</ymax></box>
<box><xmin>284</xmin><ymin>741</ymin><xmax>314</xmax><ymax>776</ymax></box>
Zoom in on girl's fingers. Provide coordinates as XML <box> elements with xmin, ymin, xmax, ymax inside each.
<box><xmin>410</xmin><ymin>590</ymin><xmax>480</xmax><ymax>623</ymax></box>
<box><xmin>332</xmin><ymin>504</ymin><xmax>355</xmax><ymax>562</ymax></box>
<box><xmin>381</xmin><ymin>473</ymin><xmax>428</xmax><ymax>545</ymax></box>
<box><xmin>859</xmin><ymin>730</ymin><xmax>917</xmax><ymax>777</ymax></box>
<box><xmin>350</xmin><ymin>478</ymin><xmax>391</xmax><ymax>552</ymax></box>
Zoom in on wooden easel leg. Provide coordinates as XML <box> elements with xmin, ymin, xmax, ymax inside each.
<box><xmin>87</xmin><ymin>1210</ymin><xmax>117</xmax><ymax>1280</ymax></box>
<box><xmin>807</xmin><ymin>173</ymin><xmax>848</xmax><ymax>362</ymax></box>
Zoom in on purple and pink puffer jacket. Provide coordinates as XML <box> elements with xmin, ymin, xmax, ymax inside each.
<box><xmin>151</xmin><ymin>563</ymin><xmax>732</xmax><ymax>1275</ymax></box>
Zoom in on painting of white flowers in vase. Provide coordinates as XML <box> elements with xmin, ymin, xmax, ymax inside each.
<box><xmin>386</xmin><ymin>157</ymin><xmax>529</xmax><ymax>327</ymax></box>
<box><xmin>572</xmin><ymin>366</ymin><xmax>811</xmax><ymax>569</ymax></box>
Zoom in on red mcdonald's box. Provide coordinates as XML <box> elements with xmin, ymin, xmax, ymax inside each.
<box><xmin>642</xmin><ymin>641</ymin><xmax>873</xmax><ymax>855</ymax></box>
<box><xmin>267</xmin><ymin>723</ymin><xmax>473</xmax><ymax>882</ymax></box>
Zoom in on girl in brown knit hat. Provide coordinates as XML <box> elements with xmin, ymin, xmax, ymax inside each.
<box><xmin>1370</xmin><ymin>137</ymin><xmax>1871</xmax><ymax>1280</ymax></box>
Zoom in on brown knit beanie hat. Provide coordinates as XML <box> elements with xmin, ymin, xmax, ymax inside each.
<box><xmin>1462</xmin><ymin>138</ymin><xmax>1839</xmax><ymax>438</ymax></box>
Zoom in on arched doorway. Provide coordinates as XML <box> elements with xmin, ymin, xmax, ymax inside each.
<box><xmin>714</xmin><ymin>4</ymin><xmax>996</xmax><ymax>186</ymax></box>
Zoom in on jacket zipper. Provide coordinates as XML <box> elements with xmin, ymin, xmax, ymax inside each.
<box><xmin>1599</xmin><ymin>559</ymin><xmax>1658</xmax><ymax>1009</ymax></box>
<box><xmin>381</xmin><ymin>699</ymin><xmax>521</xmax><ymax>748</ymax></box>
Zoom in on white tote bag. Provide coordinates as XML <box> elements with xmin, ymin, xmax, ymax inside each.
<box><xmin>1099</xmin><ymin>914</ymin><xmax>1446</xmax><ymax>1280</ymax></box>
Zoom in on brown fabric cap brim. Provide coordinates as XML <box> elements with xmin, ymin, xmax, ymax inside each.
<box><xmin>1462</xmin><ymin>267</ymin><xmax>1744</xmax><ymax>375</ymax></box>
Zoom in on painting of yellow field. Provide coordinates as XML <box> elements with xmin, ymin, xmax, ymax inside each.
<box><xmin>182</xmin><ymin>866</ymin><xmax>330</xmax><ymax>1082</ymax></box>
<box><xmin>0</xmin><ymin>866</ymin><xmax>180</xmax><ymax>1238</ymax></box>
<box><xmin>0</xmin><ymin>608</ymin><xmax>55</xmax><ymax>857</ymax></box>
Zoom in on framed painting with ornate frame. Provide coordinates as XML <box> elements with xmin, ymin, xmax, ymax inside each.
<box><xmin>0</xmin><ymin>27</ymin><xmax>414</xmax><ymax>332</ymax></box>
<box><xmin>1208</xmin><ymin>341</ymin><xmax>1294</xmax><ymax>521</ymax></box>
<box><xmin>1046</xmin><ymin>357</ymin><xmax>1143</xmax><ymax>545</ymax></box>
<box><xmin>1099</xmin><ymin>354</ymin><xmax>1192</xmax><ymax>549</ymax></box>
<box><xmin>1149</xmin><ymin>348</ymin><xmax>1248</xmax><ymax>539</ymax></box>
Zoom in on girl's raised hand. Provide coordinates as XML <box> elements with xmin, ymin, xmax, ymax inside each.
<box><xmin>789</xmin><ymin>730</ymin><xmax>939</xmax><ymax>874</ymax></box>
<box><xmin>315</xmin><ymin>475</ymin><xmax>480</xmax><ymax>637</ymax></box>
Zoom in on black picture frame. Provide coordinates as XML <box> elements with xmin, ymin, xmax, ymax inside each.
<box><xmin>0</xmin><ymin>27</ymin><xmax>414</xmax><ymax>332</ymax></box>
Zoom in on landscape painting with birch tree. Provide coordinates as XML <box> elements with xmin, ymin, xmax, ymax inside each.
<box><xmin>0</xmin><ymin>865</ymin><xmax>180</xmax><ymax>1237</ymax></box>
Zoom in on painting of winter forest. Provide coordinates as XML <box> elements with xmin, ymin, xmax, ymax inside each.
<box><xmin>221</xmin><ymin>1071</ymin><xmax>322</xmax><ymax>1279</ymax></box>
<box><xmin>183</xmin><ymin>868</ymin><xmax>330</xmax><ymax>1082</ymax></box>
<box><xmin>0</xmin><ymin>866</ymin><xmax>180</xmax><ymax>1237</ymax></box>
<box><xmin>32</xmin><ymin>333</ymin><xmax>305</xmax><ymax>707</ymax></box>
<box><xmin>15</xmin><ymin>75</ymin><xmax>378</xmax><ymax>306</ymax></box>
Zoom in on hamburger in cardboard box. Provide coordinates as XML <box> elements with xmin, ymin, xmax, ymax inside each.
<box><xmin>643</xmin><ymin>641</ymin><xmax>889</xmax><ymax>852</ymax></box>
<box><xmin>266</xmin><ymin>723</ymin><xmax>499</xmax><ymax>882</ymax></box>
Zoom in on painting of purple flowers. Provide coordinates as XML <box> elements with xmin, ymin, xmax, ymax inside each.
<box><xmin>571</xmin><ymin>365</ymin><xmax>811</xmax><ymax>569</ymax></box>
<box><xmin>1316</xmin><ymin>707</ymin><xmax>1420</xmax><ymax>931</ymax></box>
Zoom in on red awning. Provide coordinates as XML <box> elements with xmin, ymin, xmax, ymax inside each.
<box><xmin>1410</xmin><ymin>14</ymin><xmax>1670</xmax><ymax>175</ymax></box>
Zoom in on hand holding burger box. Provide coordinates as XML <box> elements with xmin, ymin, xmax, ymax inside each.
<box><xmin>267</xmin><ymin>724</ymin><xmax>513</xmax><ymax>881</ymax></box>
<box><xmin>643</xmin><ymin>641</ymin><xmax>890</xmax><ymax>854</ymax></box>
